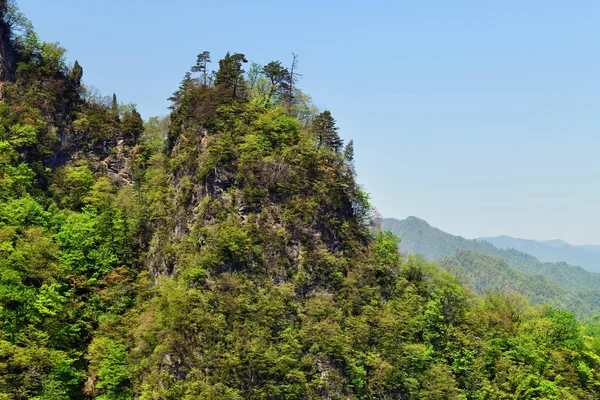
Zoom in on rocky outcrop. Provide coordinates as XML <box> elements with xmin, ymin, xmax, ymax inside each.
<box><xmin>0</xmin><ymin>20</ymin><xmax>17</xmax><ymax>85</ymax></box>
<box><xmin>96</xmin><ymin>139</ymin><xmax>134</xmax><ymax>186</ymax></box>
<box><xmin>45</xmin><ymin>130</ymin><xmax>136</xmax><ymax>188</ymax></box>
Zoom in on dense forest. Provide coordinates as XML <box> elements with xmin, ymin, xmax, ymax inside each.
<box><xmin>383</xmin><ymin>217</ymin><xmax>600</xmax><ymax>292</ymax></box>
<box><xmin>384</xmin><ymin>216</ymin><xmax>600</xmax><ymax>317</ymax></box>
<box><xmin>436</xmin><ymin>250</ymin><xmax>600</xmax><ymax>319</ymax></box>
<box><xmin>2</xmin><ymin>2</ymin><xmax>600</xmax><ymax>398</ymax></box>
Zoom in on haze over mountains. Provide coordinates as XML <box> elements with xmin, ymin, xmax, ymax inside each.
<box><xmin>384</xmin><ymin>216</ymin><xmax>600</xmax><ymax>273</ymax></box>
<box><xmin>382</xmin><ymin>216</ymin><xmax>600</xmax><ymax>318</ymax></box>
<box><xmin>480</xmin><ymin>235</ymin><xmax>600</xmax><ymax>273</ymax></box>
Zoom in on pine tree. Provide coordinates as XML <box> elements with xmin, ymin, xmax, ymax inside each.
<box><xmin>111</xmin><ymin>93</ymin><xmax>120</xmax><ymax>125</ymax></box>
<box><xmin>70</xmin><ymin>60</ymin><xmax>83</xmax><ymax>86</ymax></box>
<box><xmin>191</xmin><ymin>51</ymin><xmax>211</xmax><ymax>86</ymax></box>
<box><xmin>215</xmin><ymin>52</ymin><xmax>247</xmax><ymax>98</ymax></box>
<box><xmin>111</xmin><ymin>93</ymin><xmax>119</xmax><ymax>114</ymax></box>
<box><xmin>262</xmin><ymin>60</ymin><xmax>288</xmax><ymax>104</ymax></box>
<box><xmin>313</xmin><ymin>110</ymin><xmax>343</xmax><ymax>152</ymax></box>
<box><xmin>343</xmin><ymin>139</ymin><xmax>354</xmax><ymax>162</ymax></box>
<box><xmin>168</xmin><ymin>71</ymin><xmax>192</xmax><ymax>110</ymax></box>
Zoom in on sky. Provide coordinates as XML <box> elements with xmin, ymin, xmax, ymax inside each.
<box><xmin>17</xmin><ymin>0</ymin><xmax>600</xmax><ymax>245</ymax></box>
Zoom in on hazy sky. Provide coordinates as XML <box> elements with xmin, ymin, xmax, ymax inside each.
<box><xmin>18</xmin><ymin>0</ymin><xmax>600</xmax><ymax>245</ymax></box>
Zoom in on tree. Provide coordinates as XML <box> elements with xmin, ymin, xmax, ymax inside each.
<box><xmin>0</xmin><ymin>0</ymin><xmax>31</xmax><ymax>38</ymax></box>
<box><xmin>191</xmin><ymin>51</ymin><xmax>211</xmax><ymax>86</ymax></box>
<box><xmin>140</xmin><ymin>116</ymin><xmax>168</xmax><ymax>155</ymax></box>
<box><xmin>343</xmin><ymin>139</ymin><xmax>354</xmax><ymax>162</ymax></box>
<box><xmin>247</xmin><ymin>62</ymin><xmax>262</xmax><ymax>90</ymax></box>
<box><xmin>418</xmin><ymin>364</ymin><xmax>461</xmax><ymax>400</ymax></box>
<box><xmin>168</xmin><ymin>71</ymin><xmax>192</xmax><ymax>110</ymax></box>
<box><xmin>111</xmin><ymin>93</ymin><xmax>118</xmax><ymax>114</ymax></box>
<box><xmin>70</xmin><ymin>60</ymin><xmax>83</xmax><ymax>86</ymax></box>
<box><xmin>121</xmin><ymin>108</ymin><xmax>144</xmax><ymax>144</ymax></box>
<box><xmin>343</xmin><ymin>139</ymin><xmax>355</xmax><ymax>174</ymax></box>
<box><xmin>111</xmin><ymin>93</ymin><xmax>121</xmax><ymax>126</ymax></box>
<box><xmin>262</xmin><ymin>61</ymin><xmax>289</xmax><ymax>104</ymax></box>
<box><xmin>312</xmin><ymin>110</ymin><xmax>343</xmax><ymax>152</ymax></box>
<box><xmin>281</xmin><ymin>53</ymin><xmax>301</xmax><ymax>113</ymax></box>
<box><xmin>215</xmin><ymin>52</ymin><xmax>247</xmax><ymax>98</ymax></box>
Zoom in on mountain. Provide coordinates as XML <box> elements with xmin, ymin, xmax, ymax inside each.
<box><xmin>438</xmin><ymin>250</ymin><xmax>600</xmax><ymax>318</ymax></box>
<box><xmin>3</xmin><ymin>2</ymin><xmax>600</xmax><ymax>398</ymax></box>
<box><xmin>582</xmin><ymin>245</ymin><xmax>600</xmax><ymax>253</ymax></box>
<box><xmin>438</xmin><ymin>250</ymin><xmax>564</xmax><ymax>301</ymax></box>
<box><xmin>480</xmin><ymin>235</ymin><xmax>600</xmax><ymax>273</ymax></box>
<box><xmin>383</xmin><ymin>216</ymin><xmax>600</xmax><ymax>292</ymax></box>
<box><xmin>384</xmin><ymin>218</ymin><xmax>600</xmax><ymax>318</ymax></box>
<box><xmin>382</xmin><ymin>216</ymin><xmax>501</xmax><ymax>260</ymax></box>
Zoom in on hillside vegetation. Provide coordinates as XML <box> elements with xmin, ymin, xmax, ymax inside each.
<box><xmin>383</xmin><ymin>217</ymin><xmax>600</xmax><ymax>292</ymax></box>
<box><xmin>438</xmin><ymin>250</ymin><xmax>600</xmax><ymax>319</ymax></box>
<box><xmin>2</xmin><ymin>3</ymin><xmax>600</xmax><ymax>398</ymax></box>
<box><xmin>383</xmin><ymin>217</ymin><xmax>600</xmax><ymax>318</ymax></box>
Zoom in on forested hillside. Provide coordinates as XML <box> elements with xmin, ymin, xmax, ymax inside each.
<box><xmin>2</xmin><ymin>2</ymin><xmax>600</xmax><ymax>398</ymax></box>
<box><xmin>383</xmin><ymin>217</ymin><xmax>600</xmax><ymax>292</ymax></box>
<box><xmin>438</xmin><ymin>250</ymin><xmax>600</xmax><ymax>319</ymax></box>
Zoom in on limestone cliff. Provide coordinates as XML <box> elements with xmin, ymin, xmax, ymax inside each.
<box><xmin>0</xmin><ymin>19</ymin><xmax>17</xmax><ymax>85</ymax></box>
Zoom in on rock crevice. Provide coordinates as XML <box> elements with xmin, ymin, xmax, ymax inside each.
<box><xmin>0</xmin><ymin>19</ymin><xmax>17</xmax><ymax>85</ymax></box>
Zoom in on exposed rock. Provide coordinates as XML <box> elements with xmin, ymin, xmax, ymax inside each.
<box><xmin>98</xmin><ymin>139</ymin><xmax>134</xmax><ymax>186</ymax></box>
<box><xmin>45</xmin><ymin>135</ymin><xmax>135</xmax><ymax>187</ymax></box>
<box><xmin>0</xmin><ymin>20</ymin><xmax>17</xmax><ymax>87</ymax></box>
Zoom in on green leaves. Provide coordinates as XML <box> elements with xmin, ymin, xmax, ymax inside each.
<box><xmin>1</xmin><ymin>22</ymin><xmax>599</xmax><ymax>398</ymax></box>
<box><xmin>87</xmin><ymin>337</ymin><xmax>131</xmax><ymax>399</ymax></box>
<box><xmin>50</xmin><ymin>163</ymin><xmax>94</xmax><ymax>210</ymax></box>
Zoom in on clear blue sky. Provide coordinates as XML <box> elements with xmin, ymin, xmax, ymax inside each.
<box><xmin>18</xmin><ymin>0</ymin><xmax>600</xmax><ymax>245</ymax></box>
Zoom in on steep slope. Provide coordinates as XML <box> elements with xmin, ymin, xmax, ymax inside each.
<box><xmin>481</xmin><ymin>235</ymin><xmax>600</xmax><ymax>273</ymax></box>
<box><xmin>120</xmin><ymin>60</ymin><xmax>600</xmax><ymax>397</ymax></box>
<box><xmin>0</xmin><ymin>5</ymin><xmax>146</xmax><ymax>398</ymax></box>
<box><xmin>0</xmin><ymin>5</ymin><xmax>17</xmax><ymax>84</ymax></box>
<box><xmin>383</xmin><ymin>216</ymin><xmax>600</xmax><ymax>292</ymax></box>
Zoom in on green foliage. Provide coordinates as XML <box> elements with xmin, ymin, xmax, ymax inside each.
<box><xmin>87</xmin><ymin>337</ymin><xmax>131</xmax><ymax>399</ymax></box>
<box><xmin>1</xmin><ymin>14</ymin><xmax>600</xmax><ymax>399</ymax></box>
<box><xmin>215</xmin><ymin>52</ymin><xmax>248</xmax><ymax>98</ymax></box>
<box><xmin>437</xmin><ymin>249</ymin><xmax>600</xmax><ymax>318</ymax></box>
<box><xmin>313</xmin><ymin>110</ymin><xmax>343</xmax><ymax>152</ymax></box>
<box><xmin>0</xmin><ymin>24</ymin><xmax>143</xmax><ymax>393</ymax></box>
<box><xmin>385</xmin><ymin>216</ymin><xmax>600</xmax><ymax>291</ymax></box>
<box><xmin>1</xmin><ymin>0</ymin><xmax>32</xmax><ymax>38</ymax></box>
<box><xmin>121</xmin><ymin>51</ymin><xmax>600</xmax><ymax>399</ymax></box>
<box><xmin>387</xmin><ymin>216</ymin><xmax>600</xmax><ymax>318</ymax></box>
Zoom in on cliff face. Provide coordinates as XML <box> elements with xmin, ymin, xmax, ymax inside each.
<box><xmin>0</xmin><ymin>21</ymin><xmax>17</xmax><ymax>84</ymax></box>
<box><xmin>144</xmin><ymin>95</ymin><xmax>365</xmax><ymax>279</ymax></box>
<box><xmin>45</xmin><ymin>133</ymin><xmax>136</xmax><ymax>187</ymax></box>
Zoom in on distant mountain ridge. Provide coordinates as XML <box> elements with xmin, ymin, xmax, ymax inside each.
<box><xmin>382</xmin><ymin>217</ymin><xmax>600</xmax><ymax>292</ymax></box>
<box><xmin>479</xmin><ymin>235</ymin><xmax>600</xmax><ymax>273</ymax></box>
<box><xmin>382</xmin><ymin>216</ymin><xmax>600</xmax><ymax>318</ymax></box>
<box><xmin>437</xmin><ymin>250</ymin><xmax>600</xmax><ymax>318</ymax></box>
